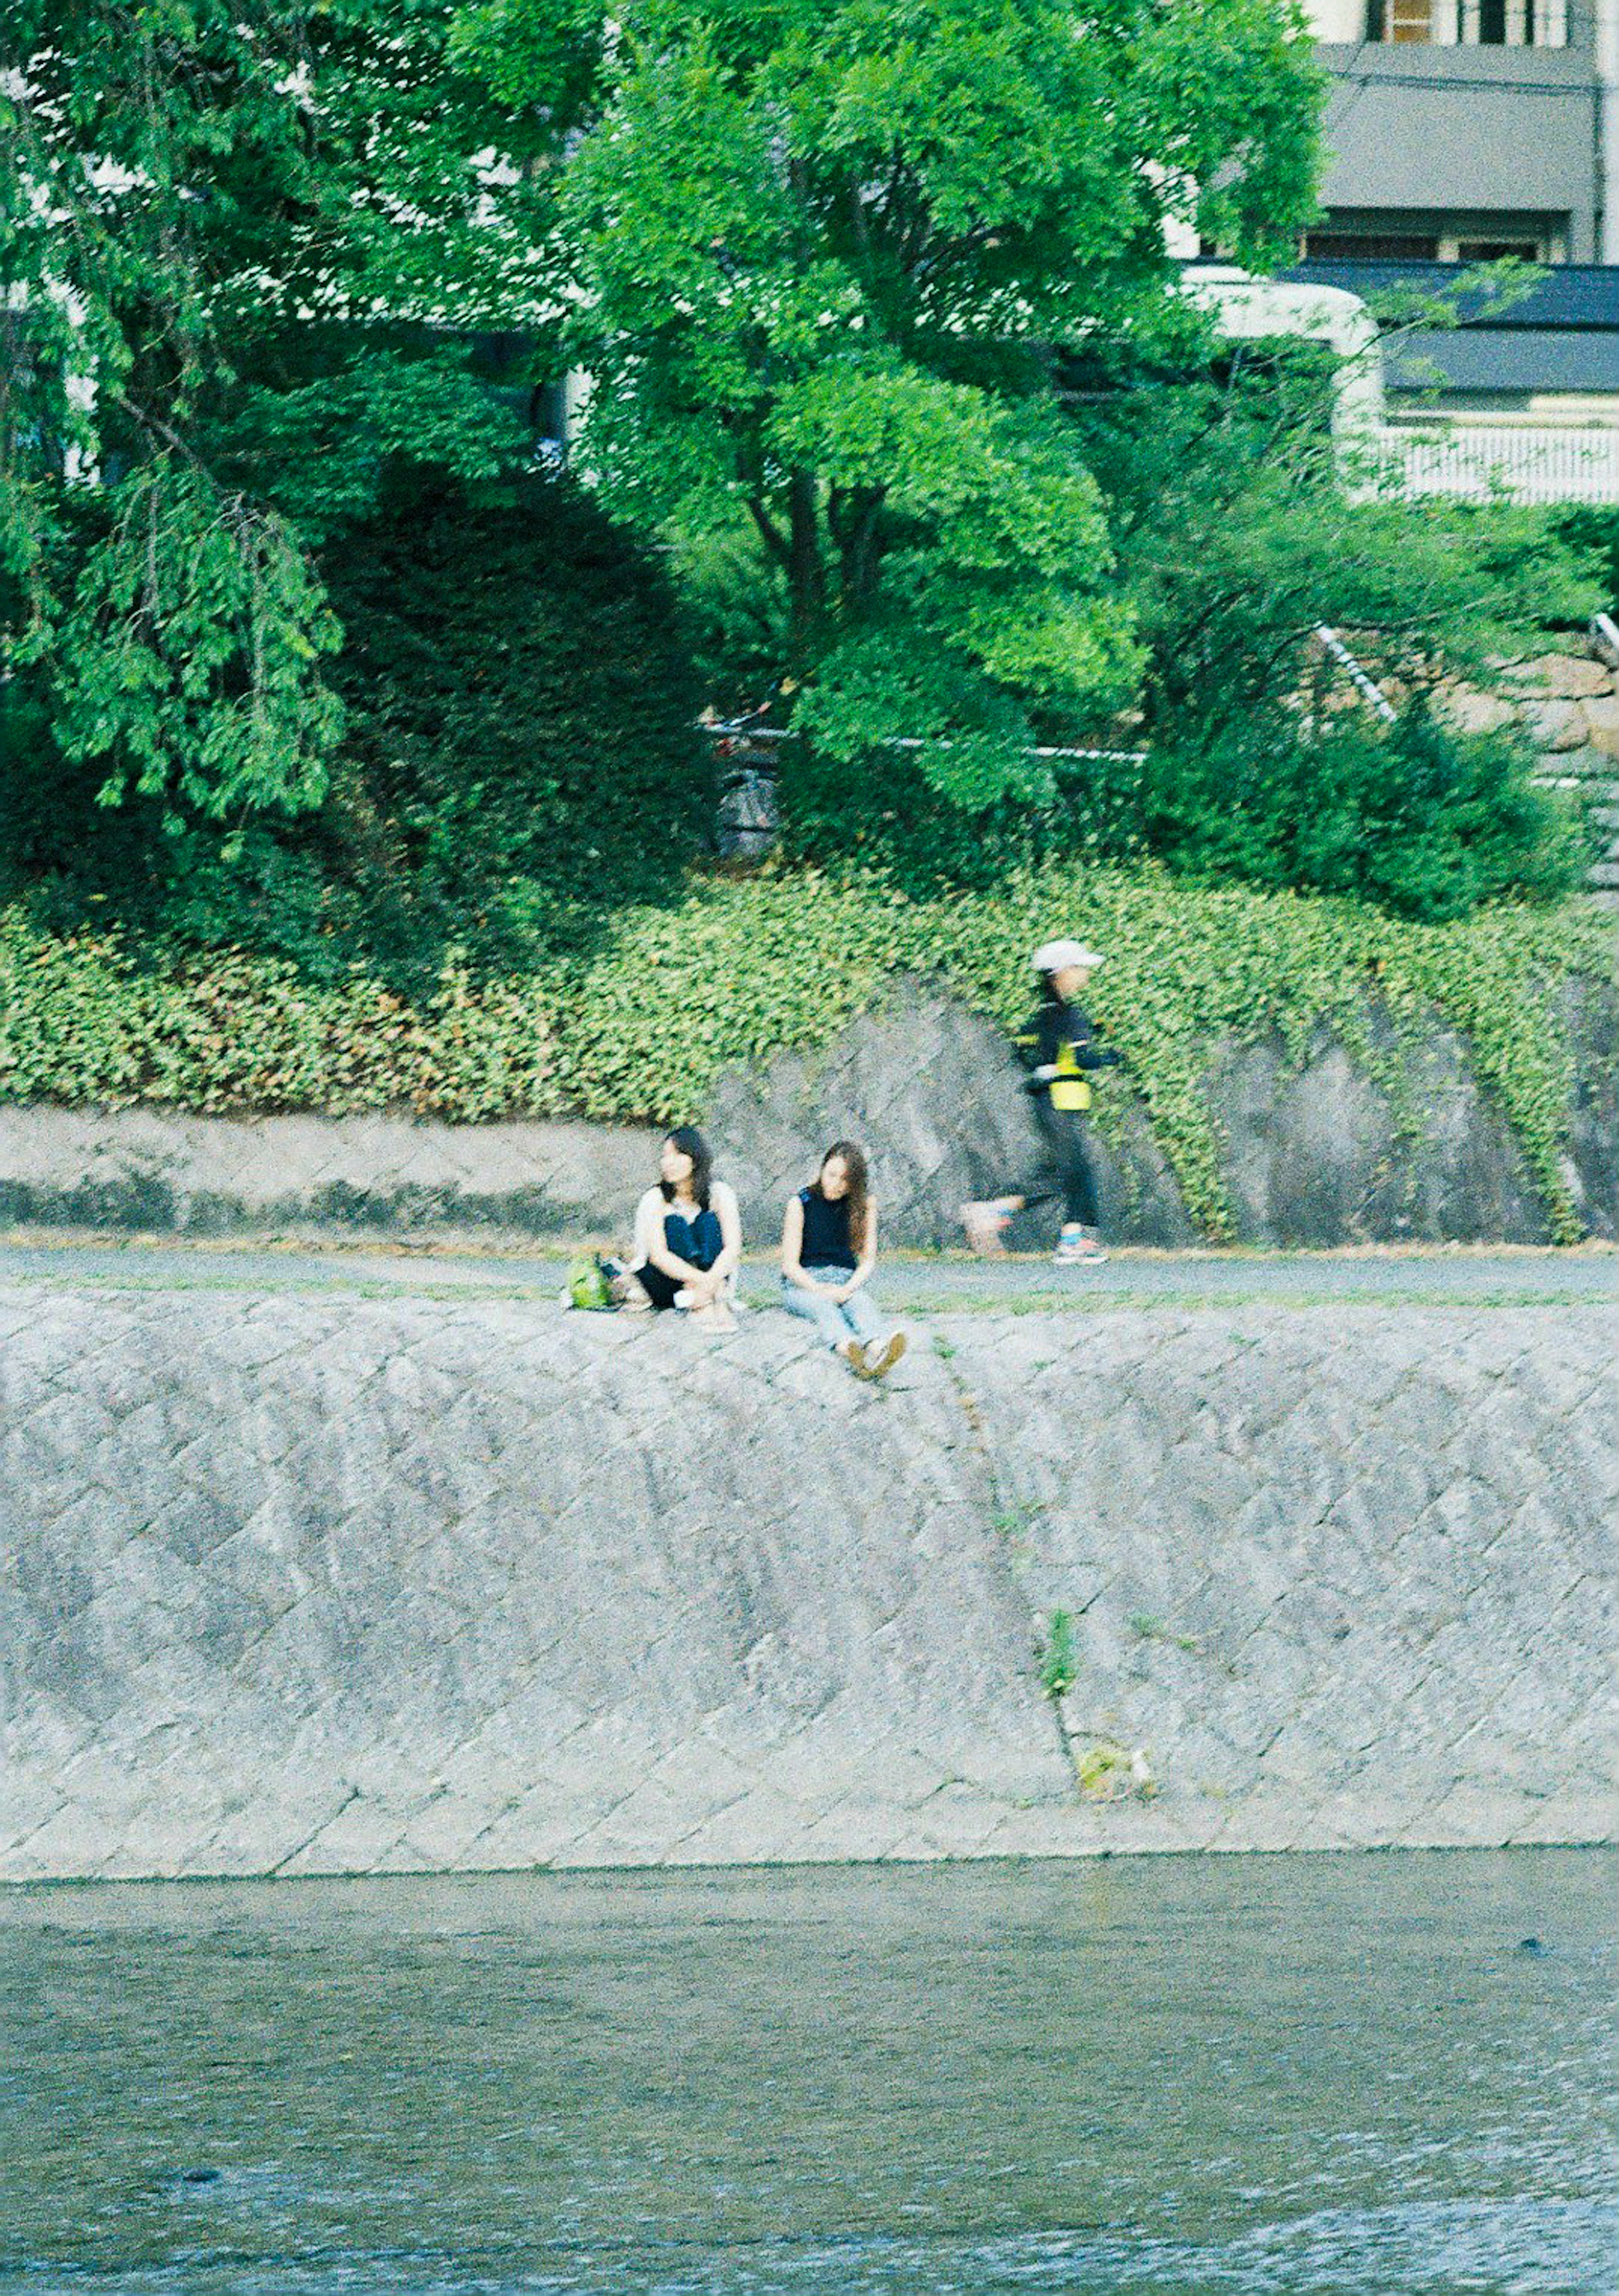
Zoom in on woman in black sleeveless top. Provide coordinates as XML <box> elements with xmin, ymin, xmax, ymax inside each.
<box><xmin>780</xmin><ymin>1141</ymin><xmax>906</xmax><ymax>1378</ymax></box>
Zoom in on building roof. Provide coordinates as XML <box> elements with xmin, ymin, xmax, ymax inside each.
<box><xmin>1277</xmin><ymin>259</ymin><xmax>1619</xmax><ymax>396</ymax></box>
<box><xmin>1385</xmin><ymin>331</ymin><xmax>1619</xmax><ymax>393</ymax></box>
<box><xmin>1285</xmin><ymin>260</ymin><xmax>1619</xmax><ymax>331</ymax></box>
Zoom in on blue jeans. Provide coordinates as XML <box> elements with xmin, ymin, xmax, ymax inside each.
<box><xmin>780</xmin><ymin>1266</ymin><xmax>888</xmax><ymax>1352</ymax></box>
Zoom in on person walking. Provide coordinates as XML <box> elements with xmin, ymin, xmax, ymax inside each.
<box><xmin>960</xmin><ymin>938</ymin><xmax>1122</xmax><ymax>1266</ymax></box>
<box><xmin>780</xmin><ymin>1141</ymin><xmax>906</xmax><ymax>1377</ymax></box>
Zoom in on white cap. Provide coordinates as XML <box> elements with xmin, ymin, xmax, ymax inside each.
<box><xmin>1030</xmin><ymin>938</ymin><xmax>1103</xmax><ymax>975</ymax></box>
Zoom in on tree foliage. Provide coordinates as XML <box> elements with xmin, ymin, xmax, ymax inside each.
<box><xmin>454</xmin><ymin>0</ymin><xmax>1324</xmax><ymax>804</ymax></box>
<box><xmin>5</xmin><ymin>0</ymin><xmax>1590</xmax><ymax>951</ymax></box>
<box><xmin>1</xmin><ymin>0</ymin><xmax>549</xmax><ymax>821</ymax></box>
<box><xmin>1132</xmin><ymin>710</ymin><xmax>1582</xmax><ymax>920</ymax></box>
<box><xmin>1067</xmin><ymin>338</ymin><xmax>1599</xmax><ymax>748</ymax></box>
<box><xmin>0</xmin><ymin>469</ymin><xmax>714</xmax><ymax>980</ymax></box>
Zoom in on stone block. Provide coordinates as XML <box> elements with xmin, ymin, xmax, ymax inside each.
<box><xmin>4</xmin><ymin>1800</ymin><xmax>132</xmax><ymax>1876</ymax></box>
<box><xmin>0</xmin><ymin>1776</ymin><xmax>66</xmax><ymax>1856</ymax></box>
<box><xmin>1205</xmin><ymin>1792</ymin><xmax>1320</xmax><ymax>1852</ymax></box>
<box><xmin>1579</xmin><ymin>694</ymin><xmax>1619</xmax><ymax>759</ymax></box>
<box><xmin>559</xmin><ymin>1780</ymin><xmax>708</xmax><ymax>1868</ymax></box>
<box><xmin>1508</xmin><ymin>1791</ymin><xmax>1619</xmax><ymax>1845</ymax></box>
<box><xmin>776</xmin><ymin>1800</ymin><xmax>912</xmax><ymax>1864</ymax></box>
<box><xmin>1523</xmin><ymin>698</ymin><xmax>1587</xmax><ymax>753</ymax></box>
<box><xmin>900</xmin><ymin>1790</ymin><xmax>1015</xmax><ymax>1858</ymax></box>
<box><xmin>273</xmin><ymin>1792</ymin><xmax>415</xmax><ymax>1875</ymax></box>
<box><xmin>1540</xmin><ymin>654</ymin><xmax>1614</xmax><ymax>700</ymax></box>
<box><xmin>1438</xmin><ymin>685</ymin><xmax>1516</xmax><ymax>736</ymax></box>
<box><xmin>659</xmin><ymin>1786</ymin><xmax>819</xmax><ymax>1865</ymax></box>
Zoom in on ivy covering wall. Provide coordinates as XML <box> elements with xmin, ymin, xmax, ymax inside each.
<box><xmin>2</xmin><ymin>867</ymin><xmax>1613</xmax><ymax>1239</ymax></box>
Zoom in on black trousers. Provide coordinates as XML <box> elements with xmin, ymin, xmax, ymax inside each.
<box><xmin>1021</xmin><ymin>1100</ymin><xmax>1100</xmax><ymax>1228</ymax></box>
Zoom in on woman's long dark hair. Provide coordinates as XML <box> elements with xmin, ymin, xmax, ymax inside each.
<box><xmin>661</xmin><ymin>1125</ymin><xmax>713</xmax><ymax>1210</ymax></box>
<box><xmin>815</xmin><ymin>1140</ymin><xmax>870</xmax><ymax>1252</ymax></box>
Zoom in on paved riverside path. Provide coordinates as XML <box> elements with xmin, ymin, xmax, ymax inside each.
<box><xmin>3</xmin><ymin>1232</ymin><xmax>1615</xmax><ymax>1307</ymax></box>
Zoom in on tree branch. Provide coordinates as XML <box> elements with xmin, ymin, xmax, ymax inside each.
<box><xmin>747</xmin><ymin>494</ymin><xmax>791</xmax><ymax>568</ymax></box>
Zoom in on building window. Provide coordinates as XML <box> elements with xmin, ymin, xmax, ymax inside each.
<box><xmin>1365</xmin><ymin>0</ymin><xmax>1565</xmax><ymax>38</ymax></box>
<box><xmin>1302</xmin><ymin>211</ymin><xmax>1562</xmax><ymax>263</ymax></box>
<box><xmin>1454</xmin><ymin>239</ymin><xmax>1543</xmax><ymax>261</ymax></box>
<box><xmin>1459</xmin><ymin>0</ymin><xmax>1568</xmax><ymax>38</ymax></box>
<box><xmin>1304</xmin><ymin>230</ymin><xmax>1443</xmax><ymax>257</ymax></box>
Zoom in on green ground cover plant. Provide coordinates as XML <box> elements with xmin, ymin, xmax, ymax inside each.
<box><xmin>4</xmin><ymin>864</ymin><xmax>1611</xmax><ymax>1238</ymax></box>
<box><xmin>1554</xmin><ymin>508</ymin><xmax>1619</xmax><ymax>613</ymax></box>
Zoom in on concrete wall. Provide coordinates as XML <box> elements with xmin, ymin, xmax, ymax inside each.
<box><xmin>1</xmin><ymin>1284</ymin><xmax>1612</xmax><ymax>1880</ymax></box>
<box><xmin>3</xmin><ymin>974</ymin><xmax>1615</xmax><ymax>1247</ymax></box>
<box><xmin>1315</xmin><ymin>42</ymin><xmax>1601</xmax><ymax>258</ymax></box>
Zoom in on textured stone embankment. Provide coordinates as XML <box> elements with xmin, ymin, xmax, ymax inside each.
<box><xmin>1</xmin><ymin>1285</ymin><xmax>1612</xmax><ymax>1881</ymax></box>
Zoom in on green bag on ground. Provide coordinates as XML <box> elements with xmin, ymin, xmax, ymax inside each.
<box><xmin>566</xmin><ymin>1255</ymin><xmax>615</xmax><ymax>1311</ymax></box>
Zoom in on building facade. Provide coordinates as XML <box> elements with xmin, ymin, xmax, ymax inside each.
<box><xmin>1307</xmin><ymin>0</ymin><xmax>1619</xmax><ymax>264</ymax></box>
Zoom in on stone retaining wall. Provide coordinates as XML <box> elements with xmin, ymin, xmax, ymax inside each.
<box><xmin>1405</xmin><ymin>647</ymin><xmax>1619</xmax><ymax>894</ymax></box>
<box><xmin>3</xmin><ymin>980</ymin><xmax>1616</xmax><ymax>1247</ymax></box>
<box><xmin>1</xmin><ymin>1284</ymin><xmax>1612</xmax><ymax>1881</ymax></box>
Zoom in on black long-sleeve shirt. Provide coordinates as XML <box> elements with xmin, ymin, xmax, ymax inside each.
<box><xmin>1012</xmin><ymin>997</ymin><xmax>1120</xmax><ymax>1107</ymax></box>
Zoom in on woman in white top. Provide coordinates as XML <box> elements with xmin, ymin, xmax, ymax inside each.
<box><xmin>627</xmin><ymin>1127</ymin><xmax>742</xmax><ymax>1330</ymax></box>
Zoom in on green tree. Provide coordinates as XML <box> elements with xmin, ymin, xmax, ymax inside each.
<box><xmin>456</xmin><ymin>0</ymin><xmax>1324</xmax><ymax>805</ymax></box>
<box><xmin>315</xmin><ymin>471</ymin><xmax>714</xmax><ymax>971</ymax></box>
<box><xmin>1058</xmin><ymin>339</ymin><xmax>1595</xmax><ymax>915</ymax></box>
<box><xmin>1068</xmin><ymin>336</ymin><xmax>1597</xmax><ymax>746</ymax></box>
<box><xmin>1</xmin><ymin>0</ymin><xmax>549</xmax><ymax>825</ymax></box>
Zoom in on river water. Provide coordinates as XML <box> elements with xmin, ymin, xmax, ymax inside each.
<box><xmin>2</xmin><ymin>1852</ymin><xmax>1613</xmax><ymax>2295</ymax></box>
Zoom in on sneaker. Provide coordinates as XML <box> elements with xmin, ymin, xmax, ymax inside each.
<box><xmin>839</xmin><ymin>1338</ymin><xmax>869</xmax><ymax>1375</ymax></box>
<box><xmin>1054</xmin><ymin>1228</ymin><xmax>1108</xmax><ymax>1266</ymax></box>
<box><xmin>960</xmin><ymin>1200</ymin><xmax>1011</xmax><ymax>1256</ymax></box>
<box><xmin>864</xmin><ymin>1330</ymin><xmax>908</xmax><ymax>1379</ymax></box>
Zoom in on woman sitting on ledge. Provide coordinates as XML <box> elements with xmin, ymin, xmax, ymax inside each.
<box><xmin>780</xmin><ymin>1141</ymin><xmax>906</xmax><ymax>1378</ymax></box>
<box><xmin>625</xmin><ymin>1128</ymin><xmax>741</xmax><ymax>1331</ymax></box>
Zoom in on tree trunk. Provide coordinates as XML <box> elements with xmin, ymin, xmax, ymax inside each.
<box><xmin>785</xmin><ymin>469</ymin><xmax>824</xmax><ymax>671</ymax></box>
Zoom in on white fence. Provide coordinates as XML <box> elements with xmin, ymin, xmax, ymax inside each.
<box><xmin>1385</xmin><ymin>424</ymin><xmax>1619</xmax><ymax>506</ymax></box>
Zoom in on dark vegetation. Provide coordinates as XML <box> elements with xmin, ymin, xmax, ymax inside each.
<box><xmin>1</xmin><ymin>473</ymin><xmax>711</xmax><ymax>984</ymax></box>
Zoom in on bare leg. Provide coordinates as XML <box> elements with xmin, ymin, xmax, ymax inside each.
<box><xmin>960</xmin><ymin>1196</ymin><xmax>1024</xmax><ymax>1254</ymax></box>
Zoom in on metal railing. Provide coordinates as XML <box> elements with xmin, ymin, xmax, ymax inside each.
<box><xmin>1313</xmin><ymin>626</ymin><xmax>1398</xmax><ymax>723</ymax></box>
<box><xmin>1384</xmin><ymin>424</ymin><xmax>1619</xmax><ymax>505</ymax></box>
<box><xmin>704</xmin><ymin>716</ymin><xmax>1151</xmax><ymax>859</ymax></box>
